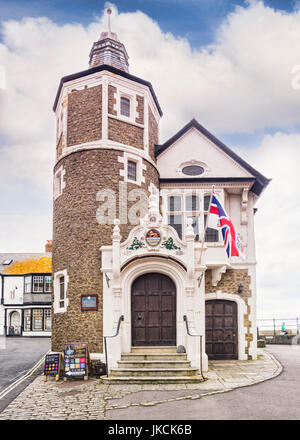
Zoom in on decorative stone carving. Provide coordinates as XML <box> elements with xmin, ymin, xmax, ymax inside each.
<box><xmin>211</xmin><ymin>265</ymin><xmax>228</xmax><ymax>286</ymax></box>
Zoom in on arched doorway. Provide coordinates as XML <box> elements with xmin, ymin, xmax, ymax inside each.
<box><xmin>205</xmin><ymin>300</ymin><xmax>238</xmax><ymax>360</ymax></box>
<box><xmin>131</xmin><ymin>273</ymin><xmax>176</xmax><ymax>346</ymax></box>
<box><xmin>9</xmin><ymin>311</ymin><xmax>21</xmax><ymax>336</ymax></box>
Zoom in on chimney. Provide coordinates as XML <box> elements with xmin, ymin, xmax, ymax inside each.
<box><xmin>45</xmin><ymin>240</ymin><xmax>53</xmax><ymax>253</ymax></box>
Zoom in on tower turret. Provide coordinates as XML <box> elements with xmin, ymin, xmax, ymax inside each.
<box><xmin>52</xmin><ymin>10</ymin><xmax>162</xmax><ymax>354</ymax></box>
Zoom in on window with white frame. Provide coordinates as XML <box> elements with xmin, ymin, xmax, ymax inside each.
<box><xmin>24</xmin><ymin>309</ymin><xmax>31</xmax><ymax>331</ymax></box>
<box><xmin>127</xmin><ymin>160</ymin><xmax>137</xmax><ymax>182</ymax></box>
<box><xmin>33</xmin><ymin>276</ymin><xmax>44</xmax><ymax>293</ymax></box>
<box><xmin>24</xmin><ymin>276</ymin><xmax>31</xmax><ymax>293</ymax></box>
<box><xmin>118</xmin><ymin>152</ymin><xmax>146</xmax><ymax>186</ymax></box>
<box><xmin>53</xmin><ymin>269</ymin><xmax>69</xmax><ymax>314</ymax></box>
<box><xmin>59</xmin><ymin>276</ymin><xmax>65</xmax><ymax>308</ymax></box>
<box><xmin>120</xmin><ymin>96</ymin><xmax>130</xmax><ymax>117</ymax></box>
<box><xmin>44</xmin><ymin>276</ymin><xmax>52</xmax><ymax>293</ymax></box>
<box><xmin>32</xmin><ymin>309</ymin><xmax>43</xmax><ymax>330</ymax></box>
<box><xmin>54</xmin><ymin>166</ymin><xmax>65</xmax><ymax>199</ymax></box>
<box><xmin>167</xmin><ymin>193</ymin><xmax>220</xmax><ymax>242</ymax></box>
<box><xmin>44</xmin><ymin>309</ymin><xmax>51</xmax><ymax>331</ymax></box>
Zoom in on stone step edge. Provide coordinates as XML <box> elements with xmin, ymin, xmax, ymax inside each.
<box><xmin>118</xmin><ymin>360</ymin><xmax>190</xmax><ymax>364</ymax></box>
<box><xmin>110</xmin><ymin>368</ymin><xmax>199</xmax><ymax>372</ymax></box>
<box><xmin>100</xmin><ymin>376</ymin><xmax>204</xmax><ymax>383</ymax></box>
<box><xmin>123</xmin><ymin>352</ymin><xmax>187</xmax><ymax>355</ymax></box>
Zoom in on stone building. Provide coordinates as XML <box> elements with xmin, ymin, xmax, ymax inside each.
<box><xmin>52</xmin><ymin>13</ymin><xmax>269</xmax><ymax>381</ymax></box>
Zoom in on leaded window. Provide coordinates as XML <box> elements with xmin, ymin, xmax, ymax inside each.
<box><xmin>120</xmin><ymin>97</ymin><xmax>130</xmax><ymax>117</ymax></box>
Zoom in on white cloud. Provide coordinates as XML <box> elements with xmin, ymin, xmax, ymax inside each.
<box><xmin>1</xmin><ymin>1</ymin><xmax>300</xmax><ymax>193</ymax></box>
<box><xmin>0</xmin><ymin>212</ymin><xmax>52</xmax><ymax>253</ymax></box>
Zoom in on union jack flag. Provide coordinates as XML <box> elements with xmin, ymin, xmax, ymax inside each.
<box><xmin>207</xmin><ymin>192</ymin><xmax>245</xmax><ymax>260</ymax></box>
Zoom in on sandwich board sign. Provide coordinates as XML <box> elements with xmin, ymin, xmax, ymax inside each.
<box><xmin>44</xmin><ymin>353</ymin><xmax>61</xmax><ymax>381</ymax></box>
<box><xmin>63</xmin><ymin>342</ymin><xmax>89</xmax><ymax>381</ymax></box>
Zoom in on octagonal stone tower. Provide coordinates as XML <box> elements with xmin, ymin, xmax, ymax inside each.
<box><xmin>51</xmin><ymin>13</ymin><xmax>162</xmax><ymax>354</ymax></box>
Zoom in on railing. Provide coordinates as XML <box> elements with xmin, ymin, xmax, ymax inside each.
<box><xmin>257</xmin><ymin>317</ymin><xmax>300</xmax><ymax>338</ymax></box>
<box><xmin>183</xmin><ymin>315</ymin><xmax>204</xmax><ymax>380</ymax></box>
<box><xmin>104</xmin><ymin>315</ymin><xmax>124</xmax><ymax>377</ymax></box>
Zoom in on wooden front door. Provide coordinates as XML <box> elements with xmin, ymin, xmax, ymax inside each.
<box><xmin>205</xmin><ymin>300</ymin><xmax>238</xmax><ymax>360</ymax></box>
<box><xmin>131</xmin><ymin>273</ymin><xmax>176</xmax><ymax>346</ymax></box>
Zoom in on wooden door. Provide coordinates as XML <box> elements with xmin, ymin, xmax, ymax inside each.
<box><xmin>131</xmin><ymin>273</ymin><xmax>176</xmax><ymax>346</ymax></box>
<box><xmin>205</xmin><ymin>300</ymin><xmax>238</xmax><ymax>360</ymax></box>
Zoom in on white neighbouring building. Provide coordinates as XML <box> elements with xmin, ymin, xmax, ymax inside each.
<box><xmin>0</xmin><ymin>251</ymin><xmax>52</xmax><ymax>337</ymax></box>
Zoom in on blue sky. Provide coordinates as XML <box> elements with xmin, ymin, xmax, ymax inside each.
<box><xmin>0</xmin><ymin>0</ymin><xmax>300</xmax><ymax>318</ymax></box>
<box><xmin>0</xmin><ymin>0</ymin><xmax>298</xmax><ymax>47</ymax></box>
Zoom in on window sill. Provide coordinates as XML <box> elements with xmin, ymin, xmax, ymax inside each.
<box><xmin>108</xmin><ymin>113</ymin><xmax>144</xmax><ymax>129</ymax></box>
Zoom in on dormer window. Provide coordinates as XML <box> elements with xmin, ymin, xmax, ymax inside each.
<box><xmin>120</xmin><ymin>96</ymin><xmax>130</xmax><ymax>117</ymax></box>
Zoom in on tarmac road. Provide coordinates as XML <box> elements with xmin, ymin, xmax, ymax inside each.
<box><xmin>105</xmin><ymin>345</ymin><xmax>300</xmax><ymax>420</ymax></box>
<box><xmin>0</xmin><ymin>336</ymin><xmax>50</xmax><ymax>412</ymax></box>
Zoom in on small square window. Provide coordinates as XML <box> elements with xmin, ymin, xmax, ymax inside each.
<box><xmin>127</xmin><ymin>160</ymin><xmax>137</xmax><ymax>182</ymax></box>
<box><xmin>120</xmin><ymin>97</ymin><xmax>130</xmax><ymax>117</ymax></box>
<box><xmin>168</xmin><ymin>196</ymin><xmax>181</xmax><ymax>212</ymax></box>
<box><xmin>186</xmin><ymin>195</ymin><xmax>199</xmax><ymax>211</ymax></box>
<box><xmin>33</xmin><ymin>276</ymin><xmax>44</xmax><ymax>293</ymax></box>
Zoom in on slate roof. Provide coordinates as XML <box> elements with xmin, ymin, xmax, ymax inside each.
<box><xmin>155</xmin><ymin>119</ymin><xmax>271</xmax><ymax>196</ymax></box>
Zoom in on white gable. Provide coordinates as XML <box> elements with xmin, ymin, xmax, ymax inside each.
<box><xmin>157</xmin><ymin>127</ymin><xmax>253</xmax><ymax>179</ymax></box>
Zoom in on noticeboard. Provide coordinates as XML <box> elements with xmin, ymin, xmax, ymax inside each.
<box><xmin>63</xmin><ymin>342</ymin><xmax>89</xmax><ymax>380</ymax></box>
<box><xmin>81</xmin><ymin>295</ymin><xmax>98</xmax><ymax>311</ymax></box>
<box><xmin>44</xmin><ymin>353</ymin><xmax>61</xmax><ymax>381</ymax></box>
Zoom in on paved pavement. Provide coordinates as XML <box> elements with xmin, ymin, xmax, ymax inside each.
<box><xmin>0</xmin><ymin>347</ymin><xmax>282</xmax><ymax>420</ymax></box>
<box><xmin>0</xmin><ymin>336</ymin><xmax>50</xmax><ymax>412</ymax></box>
<box><xmin>106</xmin><ymin>345</ymin><xmax>300</xmax><ymax>420</ymax></box>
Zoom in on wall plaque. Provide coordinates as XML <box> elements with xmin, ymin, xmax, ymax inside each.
<box><xmin>81</xmin><ymin>295</ymin><xmax>98</xmax><ymax>311</ymax></box>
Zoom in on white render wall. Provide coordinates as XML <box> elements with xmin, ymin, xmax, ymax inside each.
<box><xmin>3</xmin><ymin>277</ymin><xmax>24</xmax><ymax>305</ymax></box>
<box><xmin>157</xmin><ymin>128</ymin><xmax>253</xmax><ymax>180</ymax></box>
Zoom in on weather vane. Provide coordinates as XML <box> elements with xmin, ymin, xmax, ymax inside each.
<box><xmin>107</xmin><ymin>8</ymin><xmax>112</xmax><ymax>35</ymax></box>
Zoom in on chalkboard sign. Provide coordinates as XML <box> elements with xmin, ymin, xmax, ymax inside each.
<box><xmin>44</xmin><ymin>353</ymin><xmax>61</xmax><ymax>382</ymax></box>
<box><xmin>63</xmin><ymin>342</ymin><xmax>89</xmax><ymax>381</ymax></box>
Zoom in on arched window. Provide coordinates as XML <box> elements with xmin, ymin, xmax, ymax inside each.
<box><xmin>120</xmin><ymin>96</ymin><xmax>130</xmax><ymax>117</ymax></box>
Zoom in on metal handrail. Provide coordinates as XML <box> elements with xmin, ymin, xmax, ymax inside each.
<box><xmin>104</xmin><ymin>315</ymin><xmax>124</xmax><ymax>377</ymax></box>
<box><xmin>183</xmin><ymin>315</ymin><xmax>204</xmax><ymax>379</ymax></box>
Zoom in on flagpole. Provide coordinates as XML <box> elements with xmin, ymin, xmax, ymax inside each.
<box><xmin>198</xmin><ymin>185</ymin><xmax>215</xmax><ymax>266</ymax></box>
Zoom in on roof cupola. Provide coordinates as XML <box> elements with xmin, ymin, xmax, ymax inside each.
<box><xmin>89</xmin><ymin>8</ymin><xmax>129</xmax><ymax>72</ymax></box>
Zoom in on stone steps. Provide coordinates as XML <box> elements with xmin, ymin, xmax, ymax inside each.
<box><xmin>100</xmin><ymin>347</ymin><xmax>204</xmax><ymax>384</ymax></box>
<box><xmin>110</xmin><ymin>367</ymin><xmax>199</xmax><ymax>377</ymax></box>
<box><xmin>130</xmin><ymin>346</ymin><xmax>177</xmax><ymax>354</ymax></box>
<box><xmin>117</xmin><ymin>360</ymin><xmax>191</xmax><ymax>369</ymax></box>
<box><xmin>121</xmin><ymin>353</ymin><xmax>188</xmax><ymax>361</ymax></box>
<box><xmin>100</xmin><ymin>376</ymin><xmax>203</xmax><ymax>384</ymax></box>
